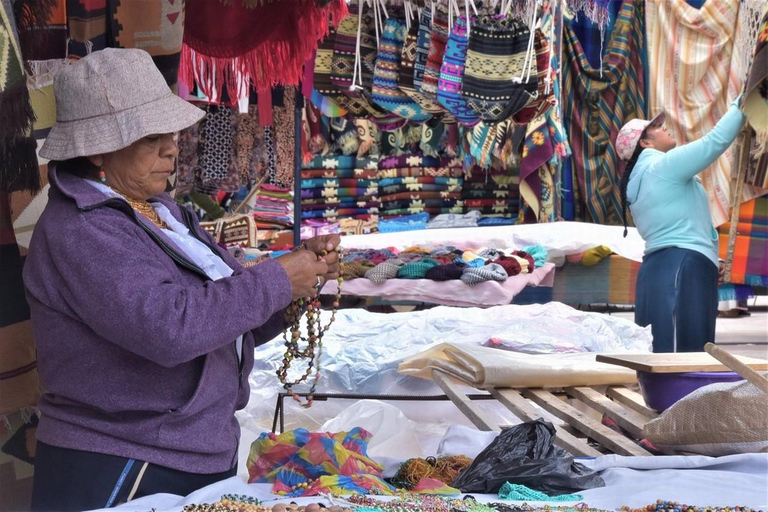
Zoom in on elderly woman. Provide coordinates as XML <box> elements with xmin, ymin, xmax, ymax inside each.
<box><xmin>616</xmin><ymin>97</ymin><xmax>746</xmax><ymax>353</ymax></box>
<box><xmin>24</xmin><ymin>48</ymin><xmax>339</xmax><ymax>510</ymax></box>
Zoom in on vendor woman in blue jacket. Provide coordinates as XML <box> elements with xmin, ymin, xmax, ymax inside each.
<box><xmin>615</xmin><ymin>97</ymin><xmax>746</xmax><ymax>353</ymax></box>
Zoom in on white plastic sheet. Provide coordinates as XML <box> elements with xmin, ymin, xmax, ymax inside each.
<box><xmin>244</xmin><ymin>303</ymin><xmax>651</xmax><ymax>432</ymax></box>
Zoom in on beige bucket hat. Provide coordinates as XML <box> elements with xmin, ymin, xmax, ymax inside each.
<box><xmin>39</xmin><ymin>48</ymin><xmax>205</xmax><ymax>161</ymax></box>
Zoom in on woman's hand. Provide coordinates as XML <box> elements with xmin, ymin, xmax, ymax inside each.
<box><xmin>718</xmin><ymin>261</ymin><xmax>727</xmax><ymax>284</ymax></box>
<box><xmin>303</xmin><ymin>234</ymin><xmax>341</xmax><ymax>282</ymax></box>
<box><xmin>276</xmin><ymin>250</ymin><xmax>329</xmax><ymax>301</ymax></box>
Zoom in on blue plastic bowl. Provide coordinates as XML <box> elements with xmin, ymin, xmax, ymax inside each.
<box><xmin>637</xmin><ymin>371</ymin><xmax>745</xmax><ymax>412</ymax></box>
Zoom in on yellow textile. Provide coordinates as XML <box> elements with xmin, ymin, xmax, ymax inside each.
<box><xmin>580</xmin><ymin>245</ymin><xmax>613</xmax><ymax>266</ymax></box>
<box><xmin>646</xmin><ymin>0</ymin><xmax>763</xmax><ymax>226</ymax></box>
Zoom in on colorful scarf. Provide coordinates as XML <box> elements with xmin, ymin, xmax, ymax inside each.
<box><xmin>437</xmin><ymin>16</ymin><xmax>480</xmax><ymax>127</ymax></box>
<box><xmin>413</xmin><ymin>9</ymin><xmax>432</xmax><ymax>92</ymax></box>
<box><xmin>462</xmin><ymin>14</ymin><xmax>538</xmax><ymax>123</ymax></box>
<box><xmin>646</xmin><ymin>0</ymin><xmax>759</xmax><ymax>226</ymax></box>
<box><xmin>420</xmin><ymin>6</ymin><xmax>449</xmax><ymax>99</ymax></box>
<box><xmin>0</xmin><ymin>0</ymin><xmax>39</xmax><ymax>192</ymax></box>
<box><xmin>562</xmin><ymin>0</ymin><xmax>646</xmax><ymax>225</ymax></box>
<box><xmin>182</xmin><ymin>0</ymin><xmax>347</xmax><ymax>102</ymax></box>
<box><xmin>743</xmin><ymin>4</ymin><xmax>767</xmax><ymax>155</ymax></box>
<box><xmin>371</xmin><ymin>18</ymin><xmax>432</xmax><ymax>122</ymax></box>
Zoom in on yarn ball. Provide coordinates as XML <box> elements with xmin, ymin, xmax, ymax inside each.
<box><xmin>460</xmin><ymin>263</ymin><xmax>508</xmax><ymax>285</ymax></box>
<box><xmin>365</xmin><ymin>259</ymin><xmax>406</xmax><ymax>284</ymax></box>
<box><xmin>425</xmin><ymin>263</ymin><xmax>466</xmax><ymax>281</ymax></box>
<box><xmin>397</xmin><ymin>258</ymin><xmax>441</xmax><ymax>279</ymax></box>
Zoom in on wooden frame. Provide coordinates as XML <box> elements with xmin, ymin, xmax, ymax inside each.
<box><xmin>432</xmin><ymin>369</ymin><xmax>659</xmax><ymax>457</ymax></box>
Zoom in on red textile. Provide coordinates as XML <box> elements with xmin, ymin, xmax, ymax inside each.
<box><xmin>181</xmin><ymin>0</ymin><xmax>348</xmax><ymax>100</ymax></box>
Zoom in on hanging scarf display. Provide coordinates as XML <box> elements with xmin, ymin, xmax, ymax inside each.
<box><xmin>462</xmin><ymin>14</ymin><xmax>538</xmax><ymax>124</ymax></box>
<box><xmin>511</xmin><ymin>29</ymin><xmax>553</xmax><ymax>124</ymax></box>
<box><xmin>743</xmin><ymin>4</ymin><xmax>767</xmax><ymax>156</ymax></box>
<box><xmin>420</xmin><ymin>6</ymin><xmax>449</xmax><ymax>99</ymax></box>
<box><xmin>273</xmin><ymin>88</ymin><xmax>297</xmax><ymax>187</ymax></box>
<box><xmin>437</xmin><ymin>16</ymin><xmax>480</xmax><ymax>127</ymax></box>
<box><xmin>0</xmin><ymin>0</ymin><xmax>40</xmax><ymax>193</ymax></box>
<box><xmin>646</xmin><ymin>0</ymin><xmax>762</xmax><ymax>227</ymax></box>
<box><xmin>371</xmin><ymin>18</ymin><xmax>432</xmax><ymax>122</ymax></box>
<box><xmin>197</xmin><ymin>106</ymin><xmax>240</xmax><ymax>193</ymax></box>
<box><xmin>562</xmin><ymin>0</ymin><xmax>646</xmax><ymax>225</ymax></box>
<box><xmin>182</xmin><ymin>0</ymin><xmax>347</xmax><ymax>103</ymax></box>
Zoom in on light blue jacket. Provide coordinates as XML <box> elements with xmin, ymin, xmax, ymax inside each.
<box><xmin>627</xmin><ymin>104</ymin><xmax>746</xmax><ymax>267</ymax></box>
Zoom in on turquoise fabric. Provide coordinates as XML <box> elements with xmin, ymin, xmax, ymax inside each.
<box><xmin>627</xmin><ymin>103</ymin><xmax>745</xmax><ymax>267</ymax></box>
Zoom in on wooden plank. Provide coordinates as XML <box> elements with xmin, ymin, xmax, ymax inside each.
<box><xmin>431</xmin><ymin>370</ymin><xmax>500</xmax><ymax>432</ymax></box>
<box><xmin>596</xmin><ymin>353</ymin><xmax>768</xmax><ymax>373</ymax></box>
<box><xmin>565</xmin><ymin>387</ymin><xmax>648</xmax><ymax>439</ymax></box>
<box><xmin>490</xmin><ymin>388</ymin><xmax>601</xmax><ymax>457</ymax></box>
<box><xmin>706</xmin><ymin>343</ymin><xmax>768</xmax><ymax>394</ymax></box>
<box><xmin>523</xmin><ymin>389</ymin><xmax>652</xmax><ymax>457</ymax></box>
<box><xmin>607</xmin><ymin>387</ymin><xmax>659</xmax><ymax>420</ymax></box>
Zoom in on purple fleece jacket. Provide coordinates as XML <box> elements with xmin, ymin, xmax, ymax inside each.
<box><xmin>23</xmin><ymin>166</ymin><xmax>292</xmax><ymax>473</ymax></box>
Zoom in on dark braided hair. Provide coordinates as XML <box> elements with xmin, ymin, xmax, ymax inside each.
<box><xmin>619</xmin><ymin>131</ymin><xmax>648</xmax><ymax>238</ymax></box>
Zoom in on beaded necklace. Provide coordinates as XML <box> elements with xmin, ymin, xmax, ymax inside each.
<box><xmin>108</xmin><ymin>186</ymin><xmax>169</xmax><ymax>230</ymax></box>
<box><xmin>277</xmin><ymin>250</ymin><xmax>343</xmax><ymax>408</ymax></box>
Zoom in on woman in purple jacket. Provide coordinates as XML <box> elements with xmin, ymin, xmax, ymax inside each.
<box><xmin>24</xmin><ymin>48</ymin><xmax>339</xmax><ymax>510</ymax></box>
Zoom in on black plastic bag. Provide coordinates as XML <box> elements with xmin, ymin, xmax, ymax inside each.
<box><xmin>451</xmin><ymin>419</ymin><xmax>605</xmax><ymax>495</ymax></box>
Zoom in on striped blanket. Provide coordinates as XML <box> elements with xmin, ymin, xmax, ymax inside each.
<box><xmin>718</xmin><ymin>194</ymin><xmax>768</xmax><ymax>287</ymax></box>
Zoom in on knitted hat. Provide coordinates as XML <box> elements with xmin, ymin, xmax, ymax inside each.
<box><xmin>371</xmin><ymin>18</ymin><xmax>432</xmax><ymax>122</ymax></box>
<box><xmin>413</xmin><ymin>9</ymin><xmax>433</xmax><ymax>92</ymax></box>
<box><xmin>425</xmin><ymin>263</ymin><xmax>466</xmax><ymax>281</ymax></box>
<box><xmin>437</xmin><ymin>16</ymin><xmax>481</xmax><ymax>127</ymax></box>
<box><xmin>494</xmin><ymin>255</ymin><xmax>521</xmax><ymax>277</ymax></box>
<box><xmin>365</xmin><ymin>258</ymin><xmax>406</xmax><ymax>283</ymax></box>
<box><xmin>340</xmin><ymin>260</ymin><xmax>376</xmax><ymax>280</ymax></box>
<box><xmin>478</xmin><ymin>248</ymin><xmax>503</xmax><ymax>261</ymax></box>
<box><xmin>397</xmin><ymin>258</ymin><xmax>441</xmax><ymax>279</ymax></box>
<box><xmin>420</xmin><ymin>6</ymin><xmax>449</xmax><ymax>99</ymax></box>
<box><xmin>462</xmin><ymin>15</ymin><xmax>538</xmax><ymax>123</ymax></box>
<box><xmin>461</xmin><ymin>263</ymin><xmax>508</xmax><ymax>285</ymax></box>
<box><xmin>512</xmin><ymin>250</ymin><xmax>536</xmax><ymax>270</ymax></box>
<box><xmin>399</xmin><ymin>21</ymin><xmax>452</xmax><ymax>119</ymax></box>
<box><xmin>511</xmin><ymin>29</ymin><xmax>553</xmax><ymax>125</ymax></box>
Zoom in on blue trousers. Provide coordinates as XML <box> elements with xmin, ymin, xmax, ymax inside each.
<box><xmin>635</xmin><ymin>247</ymin><xmax>718</xmax><ymax>353</ymax></box>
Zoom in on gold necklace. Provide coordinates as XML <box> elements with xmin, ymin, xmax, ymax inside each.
<box><xmin>110</xmin><ymin>187</ymin><xmax>169</xmax><ymax>230</ymax></box>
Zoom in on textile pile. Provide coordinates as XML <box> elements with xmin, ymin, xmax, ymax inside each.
<box><xmin>378</xmin><ymin>155</ymin><xmax>464</xmax><ymax>218</ymax></box>
<box><xmin>462</xmin><ymin>166</ymin><xmax>519</xmax><ymax>218</ymax></box>
<box><xmin>301</xmin><ymin>155</ymin><xmax>380</xmax><ymax>222</ymax></box>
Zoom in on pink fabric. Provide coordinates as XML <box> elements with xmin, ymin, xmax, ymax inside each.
<box><xmin>321</xmin><ymin>263</ymin><xmax>556</xmax><ymax>307</ymax></box>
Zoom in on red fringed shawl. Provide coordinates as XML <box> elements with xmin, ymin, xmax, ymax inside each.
<box><xmin>181</xmin><ymin>0</ymin><xmax>348</xmax><ymax>101</ymax></box>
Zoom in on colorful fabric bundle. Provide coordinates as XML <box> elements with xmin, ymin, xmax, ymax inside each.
<box><xmin>462</xmin><ymin>15</ymin><xmax>538</xmax><ymax>123</ymax></box>
<box><xmin>247</xmin><ymin>427</ymin><xmax>392</xmax><ymax>496</ymax></box>
<box><xmin>378</xmin><ymin>176</ymin><xmax>462</xmax><ymax>189</ymax></box>
<box><xmin>438</xmin><ymin>16</ymin><xmax>480</xmax><ymax>127</ymax></box>
<box><xmin>378</xmin><ymin>167</ymin><xmax>463</xmax><ymax>179</ymax></box>
<box><xmin>371</xmin><ymin>18</ymin><xmax>432</xmax><ymax>122</ymax></box>
<box><xmin>420</xmin><ymin>6</ymin><xmax>449</xmax><ymax>99</ymax></box>
<box><xmin>301</xmin><ymin>168</ymin><xmax>378</xmax><ymax>179</ymax></box>
<box><xmin>413</xmin><ymin>9</ymin><xmax>433</xmax><ymax>92</ymax></box>
<box><xmin>301</xmin><ymin>178</ymin><xmax>376</xmax><ymax>188</ymax></box>
<box><xmin>743</xmin><ymin>3</ymin><xmax>768</xmax><ymax>156</ymax></box>
<box><xmin>381</xmin><ymin>191</ymin><xmax>462</xmax><ymax>201</ymax></box>
<box><xmin>383</xmin><ymin>198</ymin><xmax>461</xmax><ymax>210</ymax></box>
<box><xmin>182</xmin><ymin>0</ymin><xmax>347</xmax><ymax>102</ymax></box>
<box><xmin>718</xmin><ymin>194</ymin><xmax>768</xmax><ymax>287</ymax></box>
<box><xmin>365</xmin><ymin>258</ymin><xmax>406</xmax><ymax>283</ymax></box>
<box><xmin>301</xmin><ymin>187</ymin><xmax>378</xmax><ymax>199</ymax></box>
<box><xmin>253</xmin><ymin>184</ymin><xmax>294</xmax><ymax>226</ymax></box>
<box><xmin>563</xmin><ymin>0</ymin><xmax>646</xmax><ymax>224</ymax></box>
<box><xmin>460</xmin><ymin>263</ymin><xmax>508</xmax><ymax>285</ymax></box>
<box><xmin>0</xmin><ymin>0</ymin><xmax>40</xmax><ymax>192</ymax></box>
<box><xmin>397</xmin><ymin>258</ymin><xmax>441</xmax><ymax>279</ymax></box>
<box><xmin>425</xmin><ymin>263</ymin><xmax>466</xmax><ymax>281</ymax></box>
<box><xmin>494</xmin><ymin>255</ymin><xmax>522</xmax><ymax>276</ymax></box>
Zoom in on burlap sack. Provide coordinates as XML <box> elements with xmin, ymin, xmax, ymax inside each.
<box><xmin>642</xmin><ymin>380</ymin><xmax>768</xmax><ymax>456</ymax></box>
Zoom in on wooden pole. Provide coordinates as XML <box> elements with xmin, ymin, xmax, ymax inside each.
<box><xmin>705</xmin><ymin>343</ymin><xmax>768</xmax><ymax>394</ymax></box>
<box><xmin>724</xmin><ymin>128</ymin><xmax>752</xmax><ymax>283</ymax></box>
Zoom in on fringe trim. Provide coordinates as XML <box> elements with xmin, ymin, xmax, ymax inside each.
<box><xmin>0</xmin><ymin>136</ymin><xmax>41</xmax><ymax>193</ymax></box>
<box><xmin>181</xmin><ymin>0</ymin><xmax>348</xmax><ymax>102</ymax></box>
<box><xmin>0</xmin><ymin>79</ymin><xmax>36</xmax><ymax>141</ymax></box>
<box><xmin>755</xmin><ymin>129</ymin><xmax>768</xmax><ymax>156</ymax></box>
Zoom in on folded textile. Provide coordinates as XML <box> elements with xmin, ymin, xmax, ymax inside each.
<box><xmin>340</xmin><ymin>260</ymin><xmax>376</xmax><ymax>280</ymax></box>
<box><xmin>381</xmin><ymin>206</ymin><xmax>463</xmax><ymax>216</ymax></box>
<box><xmin>378</xmin><ymin>154</ymin><xmax>445</xmax><ymax>169</ymax></box>
<box><xmin>383</xmin><ymin>199</ymin><xmax>461</xmax><ymax>210</ymax></box>
<box><xmin>301</xmin><ymin>168</ymin><xmax>379</xmax><ymax>179</ymax></box>
<box><xmin>397</xmin><ymin>258</ymin><xmax>441</xmax><ymax>279</ymax></box>
<box><xmin>512</xmin><ymin>250</ymin><xmax>536</xmax><ymax>271</ymax></box>
<box><xmin>378</xmin><ymin>212</ymin><xmax>430</xmax><ymax>232</ymax></box>
<box><xmin>301</xmin><ymin>207</ymin><xmax>378</xmax><ymax>219</ymax></box>
<box><xmin>303</xmin><ymin>195</ymin><xmax>379</xmax><ymax>205</ymax></box>
<box><xmin>425</xmin><ymin>263</ymin><xmax>466</xmax><ymax>281</ymax></box>
<box><xmin>302</xmin><ymin>201</ymin><xmax>380</xmax><ymax>211</ymax></box>
<box><xmin>379</xmin><ymin>176</ymin><xmax>463</xmax><ymax>187</ymax></box>
<box><xmin>378</xmin><ymin>167</ymin><xmax>464</xmax><ymax>179</ymax></box>
<box><xmin>460</xmin><ymin>263</ymin><xmax>508</xmax><ymax>285</ymax></box>
<box><xmin>338</xmin><ymin>217</ymin><xmax>378</xmax><ymax>235</ymax></box>
<box><xmin>365</xmin><ymin>258</ymin><xmax>406</xmax><ymax>283</ymax></box>
<box><xmin>381</xmin><ymin>191</ymin><xmax>462</xmax><ymax>202</ymax></box>
<box><xmin>382</xmin><ymin>183</ymin><xmax>463</xmax><ymax>195</ymax></box>
<box><xmin>397</xmin><ymin>343</ymin><xmax>638</xmax><ymax>388</ymax></box>
<box><xmin>302</xmin><ymin>187</ymin><xmax>379</xmax><ymax>199</ymax></box>
<box><xmin>301</xmin><ymin>178</ymin><xmax>376</xmax><ymax>188</ymax></box>
<box><xmin>495</xmin><ymin>255</ymin><xmax>522</xmax><ymax>277</ymax></box>
<box><xmin>521</xmin><ymin>245</ymin><xmax>548</xmax><ymax>268</ymax></box>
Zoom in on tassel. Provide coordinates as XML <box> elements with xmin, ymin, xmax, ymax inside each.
<box><xmin>0</xmin><ymin>80</ymin><xmax>36</xmax><ymax>141</ymax></box>
<box><xmin>0</xmin><ymin>136</ymin><xmax>41</xmax><ymax>193</ymax></box>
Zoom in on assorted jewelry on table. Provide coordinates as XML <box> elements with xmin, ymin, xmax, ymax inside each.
<box><xmin>277</xmin><ymin>248</ymin><xmax>343</xmax><ymax>408</ymax></box>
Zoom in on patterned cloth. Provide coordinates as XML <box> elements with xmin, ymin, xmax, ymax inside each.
<box><xmin>437</xmin><ymin>16</ymin><xmax>480</xmax><ymax>127</ymax></box>
<box><xmin>234</xmin><ymin>106</ymin><xmax>267</xmax><ymax>187</ymax></box>
<box><xmin>420</xmin><ymin>7</ymin><xmax>449</xmax><ymax>99</ymax></box>
<box><xmin>743</xmin><ymin>4</ymin><xmax>768</xmax><ymax>158</ymax></box>
<box><xmin>301</xmin><ymin>168</ymin><xmax>378</xmax><ymax>179</ymax></box>
<box><xmin>314</xmin><ymin>26</ymin><xmax>368</xmax><ymax>117</ymax></box>
<box><xmin>413</xmin><ymin>9</ymin><xmax>432</xmax><ymax>92</ymax></box>
<box><xmin>511</xmin><ymin>29</ymin><xmax>553</xmax><ymax>124</ymax></box>
<box><xmin>197</xmin><ymin>106</ymin><xmax>240</xmax><ymax>193</ymax></box>
<box><xmin>365</xmin><ymin>258</ymin><xmax>406</xmax><ymax>283</ymax></box>
<box><xmin>399</xmin><ymin>21</ymin><xmax>448</xmax><ymax>118</ymax></box>
<box><xmin>462</xmin><ymin>15</ymin><xmax>537</xmax><ymax>123</ymax></box>
<box><xmin>397</xmin><ymin>258</ymin><xmax>441</xmax><ymax>279</ymax></box>
<box><xmin>646</xmin><ymin>0</ymin><xmax>761</xmax><ymax>226</ymax></box>
<box><xmin>718</xmin><ymin>194</ymin><xmax>768</xmax><ymax>287</ymax></box>
<box><xmin>273</xmin><ymin>88</ymin><xmax>297</xmax><ymax>187</ymax></box>
<box><xmin>562</xmin><ymin>0</ymin><xmax>646</xmax><ymax>225</ymax></box>
<box><xmin>371</xmin><ymin>18</ymin><xmax>432</xmax><ymax>122</ymax></box>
